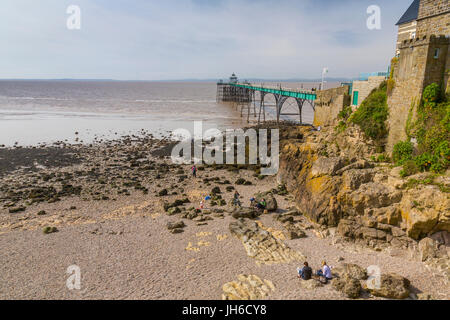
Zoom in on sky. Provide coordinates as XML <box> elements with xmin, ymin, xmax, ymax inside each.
<box><xmin>0</xmin><ymin>0</ymin><xmax>414</xmax><ymax>80</ymax></box>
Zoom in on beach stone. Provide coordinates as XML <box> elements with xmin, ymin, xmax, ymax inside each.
<box><xmin>222</xmin><ymin>274</ymin><xmax>275</xmax><ymax>300</ymax></box>
<box><xmin>332</xmin><ymin>275</ymin><xmax>361</xmax><ymax>299</ymax></box>
<box><xmin>299</xmin><ymin>279</ymin><xmax>323</xmax><ymax>289</ymax></box>
<box><xmin>277</xmin><ymin>215</ymin><xmax>294</xmax><ymax>224</ymax></box>
<box><xmin>158</xmin><ymin>189</ymin><xmax>168</xmax><ymax>196</ymax></box>
<box><xmin>42</xmin><ymin>226</ymin><xmax>58</xmax><ymax>234</ymax></box>
<box><xmin>366</xmin><ymin>273</ymin><xmax>410</xmax><ymax>299</ymax></box>
<box><xmin>229</xmin><ymin>219</ymin><xmax>305</xmax><ymax>265</ymax></box>
<box><xmin>418</xmin><ymin>237</ymin><xmax>440</xmax><ymax>262</ymax></box>
<box><xmin>283</xmin><ymin>223</ymin><xmax>306</xmax><ymax>240</ymax></box>
<box><xmin>166</xmin><ymin>221</ymin><xmax>185</xmax><ymax>230</ymax></box>
<box><xmin>231</xmin><ymin>207</ymin><xmax>259</xmax><ymax>219</ymax></box>
<box><xmin>211</xmin><ymin>186</ymin><xmax>221</xmax><ymax>194</ymax></box>
<box><xmin>361</xmin><ymin>227</ymin><xmax>387</xmax><ymax>241</ymax></box>
<box><xmin>169</xmin><ymin>228</ymin><xmax>184</xmax><ymax>234</ymax></box>
<box><xmin>333</xmin><ymin>263</ymin><xmax>368</xmax><ymax>280</ymax></box>
<box><xmin>193</xmin><ymin>215</ymin><xmax>212</xmax><ymax>222</ymax></box>
<box><xmin>167</xmin><ymin>207</ymin><xmax>181</xmax><ymax>215</ymax></box>
<box><xmin>186</xmin><ymin>211</ymin><xmax>198</xmax><ymax>220</ymax></box>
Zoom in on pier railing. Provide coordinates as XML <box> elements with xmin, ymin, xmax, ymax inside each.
<box><xmin>229</xmin><ymin>83</ymin><xmax>317</xmax><ymax>100</ymax></box>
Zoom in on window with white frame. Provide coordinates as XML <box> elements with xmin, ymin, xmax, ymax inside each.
<box><xmin>434</xmin><ymin>48</ymin><xmax>440</xmax><ymax>59</ymax></box>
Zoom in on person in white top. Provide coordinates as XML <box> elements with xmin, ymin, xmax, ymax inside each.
<box><xmin>316</xmin><ymin>261</ymin><xmax>332</xmax><ymax>283</ymax></box>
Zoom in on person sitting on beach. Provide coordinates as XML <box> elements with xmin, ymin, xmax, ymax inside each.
<box><xmin>256</xmin><ymin>199</ymin><xmax>266</xmax><ymax>211</ymax></box>
<box><xmin>250</xmin><ymin>197</ymin><xmax>256</xmax><ymax>207</ymax></box>
<box><xmin>297</xmin><ymin>262</ymin><xmax>312</xmax><ymax>280</ymax></box>
<box><xmin>316</xmin><ymin>261</ymin><xmax>332</xmax><ymax>283</ymax></box>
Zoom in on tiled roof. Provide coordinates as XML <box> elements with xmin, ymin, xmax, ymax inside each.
<box><xmin>396</xmin><ymin>0</ymin><xmax>420</xmax><ymax>25</ymax></box>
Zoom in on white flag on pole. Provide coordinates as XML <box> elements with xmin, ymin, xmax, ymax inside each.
<box><xmin>322</xmin><ymin>67</ymin><xmax>329</xmax><ymax>76</ymax></box>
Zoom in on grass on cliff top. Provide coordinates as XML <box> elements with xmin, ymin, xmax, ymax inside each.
<box><xmin>350</xmin><ymin>81</ymin><xmax>389</xmax><ymax>142</ymax></box>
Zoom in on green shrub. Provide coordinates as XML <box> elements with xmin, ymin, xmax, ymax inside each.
<box><xmin>338</xmin><ymin>106</ymin><xmax>353</xmax><ymax>120</ymax></box>
<box><xmin>370</xmin><ymin>154</ymin><xmax>390</xmax><ymax>163</ymax></box>
<box><xmin>403</xmin><ymin>84</ymin><xmax>449</xmax><ymax>174</ymax></box>
<box><xmin>350</xmin><ymin>81</ymin><xmax>389</xmax><ymax>141</ymax></box>
<box><xmin>422</xmin><ymin>83</ymin><xmax>440</xmax><ymax>104</ymax></box>
<box><xmin>414</xmin><ymin>152</ymin><xmax>436</xmax><ymax>172</ymax></box>
<box><xmin>393</xmin><ymin>141</ymin><xmax>413</xmax><ymax>165</ymax></box>
<box><xmin>377</xmin><ymin>154</ymin><xmax>389</xmax><ymax>162</ymax></box>
<box><xmin>335</xmin><ymin>120</ymin><xmax>347</xmax><ymax>133</ymax></box>
<box><xmin>400</xmin><ymin>160</ymin><xmax>419</xmax><ymax>177</ymax></box>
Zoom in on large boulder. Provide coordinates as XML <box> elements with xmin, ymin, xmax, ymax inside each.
<box><xmin>166</xmin><ymin>221</ymin><xmax>185</xmax><ymax>230</ymax></box>
<box><xmin>366</xmin><ymin>273</ymin><xmax>410</xmax><ymax>299</ymax></box>
<box><xmin>418</xmin><ymin>237</ymin><xmax>440</xmax><ymax>262</ymax></box>
<box><xmin>399</xmin><ymin>186</ymin><xmax>450</xmax><ymax>240</ymax></box>
<box><xmin>337</xmin><ymin>219</ymin><xmax>360</xmax><ymax>239</ymax></box>
<box><xmin>333</xmin><ymin>263</ymin><xmax>368</xmax><ymax>280</ymax></box>
<box><xmin>310</xmin><ymin>157</ymin><xmax>347</xmax><ymax>178</ymax></box>
<box><xmin>332</xmin><ymin>275</ymin><xmax>361</xmax><ymax>299</ymax></box>
<box><xmin>338</xmin><ymin>182</ymin><xmax>402</xmax><ymax>215</ymax></box>
<box><xmin>283</xmin><ymin>222</ymin><xmax>307</xmax><ymax>240</ymax></box>
<box><xmin>331</xmin><ymin>263</ymin><xmax>367</xmax><ymax>299</ymax></box>
<box><xmin>231</xmin><ymin>207</ymin><xmax>260</xmax><ymax>219</ymax></box>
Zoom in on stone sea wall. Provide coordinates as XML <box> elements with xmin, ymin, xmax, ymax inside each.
<box><xmin>313</xmin><ymin>86</ymin><xmax>350</xmax><ymax>127</ymax></box>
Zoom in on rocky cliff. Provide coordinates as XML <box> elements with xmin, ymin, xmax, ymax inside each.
<box><xmin>277</xmin><ymin>125</ymin><xmax>449</xmax><ymax>263</ymax></box>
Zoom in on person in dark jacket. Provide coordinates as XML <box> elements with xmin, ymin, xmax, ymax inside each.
<box><xmin>297</xmin><ymin>262</ymin><xmax>312</xmax><ymax>280</ymax></box>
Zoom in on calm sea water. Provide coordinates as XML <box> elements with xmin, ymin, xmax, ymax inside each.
<box><xmin>0</xmin><ymin>80</ymin><xmax>317</xmax><ymax>146</ymax></box>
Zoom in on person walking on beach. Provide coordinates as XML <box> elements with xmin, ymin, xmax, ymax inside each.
<box><xmin>233</xmin><ymin>191</ymin><xmax>241</xmax><ymax>207</ymax></box>
<box><xmin>297</xmin><ymin>262</ymin><xmax>312</xmax><ymax>280</ymax></box>
<box><xmin>191</xmin><ymin>165</ymin><xmax>197</xmax><ymax>178</ymax></box>
<box><xmin>316</xmin><ymin>261</ymin><xmax>332</xmax><ymax>284</ymax></box>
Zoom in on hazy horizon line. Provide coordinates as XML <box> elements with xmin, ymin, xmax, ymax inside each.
<box><xmin>0</xmin><ymin>77</ymin><xmax>352</xmax><ymax>83</ymax></box>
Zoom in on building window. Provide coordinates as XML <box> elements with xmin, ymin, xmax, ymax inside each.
<box><xmin>410</xmin><ymin>31</ymin><xmax>416</xmax><ymax>39</ymax></box>
<box><xmin>434</xmin><ymin>48</ymin><xmax>440</xmax><ymax>59</ymax></box>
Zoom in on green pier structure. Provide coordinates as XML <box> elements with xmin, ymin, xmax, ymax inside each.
<box><xmin>217</xmin><ymin>75</ymin><xmax>317</xmax><ymax>124</ymax></box>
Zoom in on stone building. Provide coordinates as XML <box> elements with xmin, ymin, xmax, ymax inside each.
<box><xmin>386</xmin><ymin>0</ymin><xmax>450</xmax><ymax>154</ymax></box>
<box><xmin>416</xmin><ymin>0</ymin><xmax>450</xmax><ymax>37</ymax></box>
<box><xmin>350</xmin><ymin>75</ymin><xmax>387</xmax><ymax>108</ymax></box>
<box><xmin>395</xmin><ymin>0</ymin><xmax>420</xmax><ymax>56</ymax></box>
